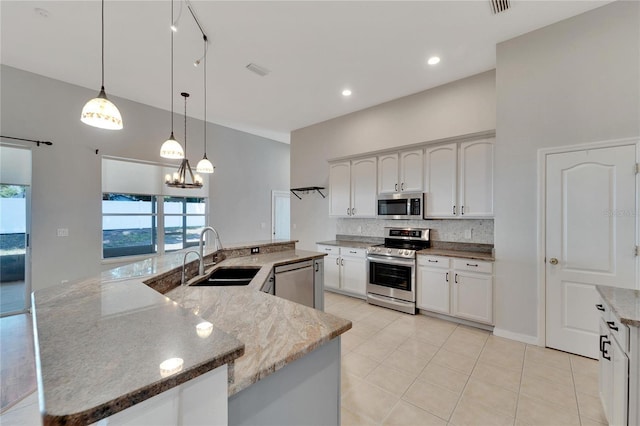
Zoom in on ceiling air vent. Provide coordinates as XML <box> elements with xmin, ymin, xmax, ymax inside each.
<box><xmin>490</xmin><ymin>0</ymin><xmax>510</xmax><ymax>14</ymax></box>
<box><xmin>246</xmin><ymin>63</ymin><xmax>270</xmax><ymax>77</ymax></box>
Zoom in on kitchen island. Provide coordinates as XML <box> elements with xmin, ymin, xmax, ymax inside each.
<box><xmin>31</xmin><ymin>240</ymin><xmax>351</xmax><ymax>425</ymax></box>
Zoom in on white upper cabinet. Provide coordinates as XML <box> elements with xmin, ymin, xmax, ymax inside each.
<box><xmin>378</xmin><ymin>149</ymin><xmax>423</xmax><ymax>194</ymax></box>
<box><xmin>459</xmin><ymin>140</ymin><xmax>494</xmax><ymax>217</ymax></box>
<box><xmin>329</xmin><ymin>157</ymin><xmax>377</xmax><ymax>218</ymax></box>
<box><xmin>424</xmin><ymin>138</ymin><xmax>494</xmax><ymax>218</ymax></box>
<box><xmin>329</xmin><ymin>161</ymin><xmax>351</xmax><ymax>217</ymax></box>
<box><xmin>350</xmin><ymin>157</ymin><xmax>377</xmax><ymax>217</ymax></box>
<box><xmin>424</xmin><ymin>144</ymin><xmax>458</xmax><ymax>217</ymax></box>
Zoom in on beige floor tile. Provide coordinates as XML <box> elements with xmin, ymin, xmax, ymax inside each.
<box><xmin>373</xmin><ymin>330</ymin><xmax>411</xmax><ymax>349</ymax></box>
<box><xmin>342</xmin><ymin>371</ymin><xmax>367</xmax><ymax>397</ymax></box>
<box><xmin>449</xmin><ymin>325</ymin><xmax>490</xmax><ymax>345</ymax></box>
<box><xmin>516</xmin><ymin>394</ymin><xmax>580</xmax><ymax>426</ymax></box>
<box><xmin>525</xmin><ymin>345</ymin><xmax>571</xmax><ymax>370</ymax></box>
<box><xmin>341</xmin><ymin>405</ymin><xmax>378</xmax><ymax>426</ymax></box>
<box><xmin>403</xmin><ymin>380</ymin><xmax>461</xmax><ymax>421</ymax></box>
<box><xmin>342</xmin><ymin>351</ymin><xmax>380</xmax><ymax>378</ymax></box>
<box><xmin>342</xmin><ymin>380</ymin><xmax>400</xmax><ymax>423</ymax></box>
<box><xmin>478</xmin><ymin>345</ymin><xmax>525</xmax><ymax>372</ymax></box>
<box><xmin>579</xmin><ymin>417</ymin><xmax>608</xmax><ymax>426</ymax></box>
<box><xmin>471</xmin><ymin>360</ymin><xmax>521</xmax><ymax>393</ymax></box>
<box><xmin>418</xmin><ymin>362</ymin><xmax>469</xmax><ymax>394</ymax></box>
<box><xmin>382</xmin><ymin>349</ymin><xmax>431</xmax><ymax>376</ymax></box>
<box><xmin>0</xmin><ymin>400</ymin><xmax>42</xmax><ymax>426</ymax></box>
<box><xmin>484</xmin><ymin>335</ymin><xmax>526</xmax><ymax>354</ymax></box>
<box><xmin>573</xmin><ymin>371</ymin><xmax>600</xmax><ymax>398</ymax></box>
<box><xmin>431</xmin><ymin>348</ymin><xmax>477</xmax><ymax>375</ymax></box>
<box><xmin>570</xmin><ymin>354</ymin><xmax>598</xmax><ymax>376</ymax></box>
<box><xmin>461</xmin><ymin>378</ymin><xmax>518</xmax><ymax>417</ymax></box>
<box><xmin>382</xmin><ymin>319</ymin><xmax>421</xmax><ymax>337</ymax></box>
<box><xmin>383</xmin><ymin>400</ymin><xmax>447</xmax><ymax>426</ymax></box>
<box><xmin>522</xmin><ymin>358</ymin><xmax>574</xmax><ymax>387</ymax></box>
<box><xmin>353</xmin><ymin>337</ymin><xmax>397</xmax><ymax>362</ymax></box>
<box><xmin>396</xmin><ymin>337</ymin><xmax>441</xmax><ymax>360</ymax></box>
<box><xmin>576</xmin><ymin>392</ymin><xmax>608</xmax><ymax>425</ymax></box>
<box><xmin>411</xmin><ymin>327</ymin><xmax>454</xmax><ymax>347</ymax></box>
<box><xmin>365</xmin><ymin>364</ymin><xmax>417</xmax><ymax>396</ymax></box>
<box><xmin>349</xmin><ymin>320</ymin><xmax>386</xmax><ymax>340</ymax></box>
<box><xmin>449</xmin><ymin>394</ymin><xmax>514</xmax><ymax>426</ymax></box>
<box><xmin>342</xmin><ymin>331</ymin><xmax>366</xmax><ymax>354</ymax></box>
<box><xmin>519</xmin><ymin>373</ymin><xmax>577</xmax><ymax>409</ymax></box>
<box><xmin>442</xmin><ymin>336</ymin><xmax>484</xmax><ymax>359</ymax></box>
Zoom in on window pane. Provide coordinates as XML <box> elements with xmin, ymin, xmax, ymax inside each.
<box><xmin>102</xmin><ymin>193</ymin><xmax>154</xmax><ymax>214</ymax></box>
<box><xmin>186</xmin><ymin>216</ymin><xmax>206</xmax><ymax>246</ymax></box>
<box><xmin>186</xmin><ymin>198</ymin><xmax>206</xmax><ymax>215</ymax></box>
<box><xmin>164</xmin><ymin>216</ymin><xmax>184</xmax><ymax>252</ymax></box>
<box><xmin>164</xmin><ymin>197</ymin><xmax>184</xmax><ymax>215</ymax></box>
<box><xmin>102</xmin><ymin>216</ymin><xmax>156</xmax><ymax>258</ymax></box>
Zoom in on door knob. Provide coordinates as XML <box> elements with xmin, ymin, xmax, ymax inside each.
<box><xmin>549</xmin><ymin>258</ymin><xmax>559</xmax><ymax>265</ymax></box>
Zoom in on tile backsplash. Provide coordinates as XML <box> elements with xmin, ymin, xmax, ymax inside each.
<box><xmin>336</xmin><ymin>218</ymin><xmax>494</xmax><ymax>244</ymax></box>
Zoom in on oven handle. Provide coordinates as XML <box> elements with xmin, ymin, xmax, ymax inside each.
<box><xmin>367</xmin><ymin>293</ymin><xmax>414</xmax><ymax>309</ymax></box>
<box><xmin>366</xmin><ymin>255</ymin><xmax>415</xmax><ymax>267</ymax></box>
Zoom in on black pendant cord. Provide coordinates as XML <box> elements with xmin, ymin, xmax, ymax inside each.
<box><xmin>182</xmin><ymin>93</ymin><xmax>189</xmax><ymax>157</ymax></box>
<box><xmin>170</xmin><ymin>0</ymin><xmax>175</xmax><ymax>135</ymax></box>
<box><xmin>203</xmin><ymin>36</ymin><xmax>207</xmax><ymax>158</ymax></box>
<box><xmin>101</xmin><ymin>0</ymin><xmax>105</xmax><ymax>89</ymax></box>
<box><xmin>0</xmin><ymin>135</ymin><xmax>53</xmax><ymax>147</ymax></box>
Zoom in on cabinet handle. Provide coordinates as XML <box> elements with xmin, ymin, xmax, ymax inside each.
<box><xmin>428</xmin><ymin>259</ymin><xmax>438</xmax><ymax>263</ymax></box>
<box><xmin>347</xmin><ymin>208</ymin><xmax>350</xmax><ymax>216</ymax></box>
<box><xmin>453</xmin><ymin>205</ymin><xmax>456</xmax><ymax>215</ymax></box>
<box><xmin>395</xmin><ymin>183</ymin><xmax>398</xmax><ymax>192</ymax></box>
<box><xmin>607</xmin><ymin>321</ymin><xmax>619</xmax><ymax>331</ymax></box>
<box><xmin>466</xmin><ymin>263</ymin><xmax>479</xmax><ymax>267</ymax></box>
<box><xmin>454</xmin><ymin>273</ymin><xmax>458</xmax><ymax>284</ymax></box>
<box><xmin>445</xmin><ymin>272</ymin><xmax>449</xmax><ymax>282</ymax></box>
<box><xmin>336</xmin><ymin>257</ymin><xmax>339</xmax><ymax>266</ymax></box>
<box><xmin>352</xmin><ymin>208</ymin><xmax>356</xmax><ymax>215</ymax></box>
<box><xmin>595</xmin><ymin>304</ymin><xmax>605</xmax><ymax>312</ymax></box>
<box><xmin>461</xmin><ymin>205</ymin><xmax>465</xmax><ymax>215</ymax></box>
<box><xmin>315</xmin><ymin>262</ymin><xmax>319</xmax><ymax>272</ymax></box>
<box><xmin>602</xmin><ymin>339</ymin><xmax>611</xmax><ymax>361</ymax></box>
<box><xmin>599</xmin><ymin>334</ymin><xmax>607</xmax><ymax>352</ymax></box>
<box><xmin>349</xmin><ymin>250</ymin><xmax>357</xmax><ymax>254</ymax></box>
<box><xmin>325</xmin><ymin>248</ymin><xmax>332</xmax><ymax>252</ymax></box>
<box><xmin>401</xmin><ymin>182</ymin><xmax>404</xmax><ymax>191</ymax></box>
<box><xmin>341</xmin><ymin>258</ymin><xmax>344</xmax><ymax>266</ymax></box>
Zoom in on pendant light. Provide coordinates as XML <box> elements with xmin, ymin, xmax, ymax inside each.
<box><xmin>165</xmin><ymin>93</ymin><xmax>203</xmax><ymax>188</ymax></box>
<box><xmin>80</xmin><ymin>0</ymin><xmax>123</xmax><ymax>130</ymax></box>
<box><xmin>160</xmin><ymin>0</ymin><xmax>184</xmax><ymax>159</ymax></box>
<box><xmin>196</xmin><ymin>36</ymin><xmax>214</xmax><ymax>174</ymax></box>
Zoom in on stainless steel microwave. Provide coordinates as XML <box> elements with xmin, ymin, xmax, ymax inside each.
<box><xmin>376</xmin><ymin>193</ymin><xmax>423</xmax><ymax>220</ymax></box>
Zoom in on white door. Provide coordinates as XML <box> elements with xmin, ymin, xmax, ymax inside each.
<box><xmin>459</xmin><ymin>140</ymin><xmax>494</xmax><ymax>217</ymax></box>
<box><xmin>424</xmin><ymin>144</ymin><xmax>457</xmax><ymax>217</ymax></box>
<box><xmin>399</xmin><ymin>150</ymin><xmax>423</xmax><ymax>193</ymax></box>
<box><xmin>350</xmin><ymin>157</ymin><xmax>377</xmax><ymax>217</ymax></box>
<box><xmin>378</xmin><ymin>154</ymin><xmax>399</xmax><ymax>194</ymax></box>
<box><xmin>329</xmin><ymin>162</ymin><xmax>351</xmax><ymax>217</ymax></box>
<box><xmin>546</xmin><ymin>145</ymin><xmax>637</xmax><ymax>358</ymax></box>
<box><xmin>271</xmin><ymin>191</ymin><xmax>290</xmax><ymax>240</ymax></box>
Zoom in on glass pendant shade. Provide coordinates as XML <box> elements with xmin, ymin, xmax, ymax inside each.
<box><xmin>80</xmin><ymin>90</ymin><xmax>123</xmax><ymax>130</ymax></box>
<box><xmin>160</xmin><ymin>132</ymin><xmax>184</xmax><ymax>159</ymax></box>
<box><xmin>196</xmin><ymin>155</ymin><xmax>214</xmax><ymax>174</ymax></box>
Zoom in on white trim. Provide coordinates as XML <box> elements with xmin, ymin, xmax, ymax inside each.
<box><xmin>493</xmin><ymin>327</ymin><xmax>541</xmax><ymax>346</ymax></box>
<box><xmin>536</xmin><ymin>136</ymin><xmax>640</xmax><ymax>350</ymax></box>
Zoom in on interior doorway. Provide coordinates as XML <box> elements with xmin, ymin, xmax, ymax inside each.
<box><xmin>0</xmin><ymin>146</ymin><xmax>32</xmax><ymax>317</ymax></box>
<box><xmin>271</xmin><ymin>190</ymin><xmax>290</xmax><ymax>240</ymax></box>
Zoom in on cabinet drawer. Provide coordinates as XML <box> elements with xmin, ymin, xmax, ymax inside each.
<box><xmin>453</xmin><ymin>258</ymin><xmax>493</xmax><ymax>274</ymax></box>
<box><xmin>418</xmin><ymin>255</ymin><xmax>450</xmax><ymax>268</ymax></box>
<box><xmin>341</xmin><ymin>247</ymin><xmax>366</xmax><ymax>258</ymax></box>
<box><xmin>317</xmin><ymin>245</ymin><xmax>338</xmax><ymax>254</ymax></box>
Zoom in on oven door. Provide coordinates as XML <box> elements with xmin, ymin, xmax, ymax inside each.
<box><xmin>366</xmin><ymin>255</ymin><xmax>415</xmax><ymax>302</ymax></box>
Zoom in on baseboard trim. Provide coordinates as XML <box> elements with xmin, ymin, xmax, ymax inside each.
<box><xmin>493</xmin><ymin>327</ymin><xmax>541</xmax><ymax>346</ymax></box>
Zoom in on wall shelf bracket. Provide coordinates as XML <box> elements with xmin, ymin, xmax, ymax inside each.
<box><xmin>290</xmin><ymin>186</ymin><xmax>326</xmax><ymax>200</ymax></box>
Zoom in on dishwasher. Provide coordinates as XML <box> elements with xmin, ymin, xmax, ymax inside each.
<box><xmin>274</xmin><ymin>260</ymin><xmax>314</xmax><ymax>308</ymax></box>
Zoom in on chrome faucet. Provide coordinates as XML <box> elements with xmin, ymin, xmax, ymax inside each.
<box><xmin>182</xmin><ymin>250</ymin><xmax>202</xmax><ymax>286</ymax></box>
<box><xmin>199</xmin><ymin>226</ymin><xmax>222</xmax><ymax>275</ymax></box>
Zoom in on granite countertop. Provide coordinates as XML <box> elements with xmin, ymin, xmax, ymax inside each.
<box><xmin>316</xmin><ymin>240</ymin><xmax>375</xmax><ymax>249</ymax></box>
<box><xmin>32</xmin><ymin>243</ymin><xmax>350</xmax><ymax>424</ymax></box>
<box><xmin>172</xmin><ymin>249</ymin><xmax>351</xmax><ymax>395</ymax></box>
<box><xmin>596</xmin><ymin>285</ymin><xmax>640</xmax><ymax>327</ymax></box>
<box><xmin>417</xmin><ymin>248</ymin><xmax>495</xmax><ymax>261</ymax></box>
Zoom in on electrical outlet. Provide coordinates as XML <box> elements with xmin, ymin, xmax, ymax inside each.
<box><xmin>57</xmin><ymin>228</ymin><xmax>69</xmax><ymax>237</ymax></box>
<box><xmin>251</xmin><ymin>247</ymin><xmax>260</xmax><ymax>254</ymax></box>
<box><xmin>464</xmin><ymin>229</ymin><xmax>472</xmax><ymax>239</ymax></box>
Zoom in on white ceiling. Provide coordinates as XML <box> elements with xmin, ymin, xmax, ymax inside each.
<box><xmin>1</xmin><ymin>1</ymin><xmax>612</xmax><ymax>143</ymax></box>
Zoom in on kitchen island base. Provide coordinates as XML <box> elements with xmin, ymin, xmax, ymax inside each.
<box><xmin>228</xmin><ymin>337</ymin><xmax>341</xmax><ymax>426</ymax></box>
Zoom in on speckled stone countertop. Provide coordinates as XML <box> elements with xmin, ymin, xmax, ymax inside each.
<box><xmin>417</xmin><ymin>248</ymin><xmax>495</xmax><ymax>261</ymax></box>
<box><xmin>169</xmin><ymin>249</ymin><xmax>352</xmax><ymax>395</ymax></box>
<box><xmin>32</xmin><ymin>273</ymin><xmax>244</xmax><ymax>426</ymax></box>
<box><xmin>316</xmin><ymin>240</ymin><xmax>375</xmax><ymax>249</ymax></box>
<box><xmin>597</xmin><ymin>285</ymin><xmax>640</xmax><ymax>327</ymax></box>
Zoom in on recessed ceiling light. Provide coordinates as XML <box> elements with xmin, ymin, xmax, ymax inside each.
<box><xmin>34</xmin><ymin>7</ymin><xmax>50</xmax><ymax>18</ymax></box>
<box><xmin>342</xmin><ymin>89</ymin><xmax>352</xmax><ymax>97</ymax></box>
<box><xmin>427</xmin><ymin>56</ymin><xmax>441</xmax><ymax>65</ymax></box>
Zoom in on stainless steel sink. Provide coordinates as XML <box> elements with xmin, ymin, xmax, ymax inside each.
<box><xmin>191</xmin><ymin>267</ymin><xmax>261</xmax><ymax>287</ymax></box>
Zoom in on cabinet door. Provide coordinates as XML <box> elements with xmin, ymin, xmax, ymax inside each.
<box><xmin>341</xmin><ymin>254</ymin><xmax>366</xmax><ymax>296</ymax></box>
<box><xmin>323</xmin><ymin>253</ymin><xmax>341</xmax><ymax>290</ymax></box>
<box><xmin>599</xmin><ymin>318</ymin><xmax>613</xmax><ymax>424</ymax></box>
<box><xmin>611</xmin><ymin>335</ymin><xmax>629</xmax><ymax>426</ymax></box>
<box><xmin>424</xmin><ymin>144</ymin><xmax>457</xmax><ymax>217</ymax></box>
<box><xmin>452</xmin><ymin>271</ymin><xmax>493</xmax><ymax>324</ymax></box>
<box><xmin>417</xmin><ymin>266</ymin><xmax>450</xmax><ymax>314</ymax></box>
<box><xmin>378</xmin><ymin>154</ymin><xmax>399</xmax><ymax>194</ymax></box>
<box><xmin>399</xmin><ymin>149</ymin><xmax>423</xmax><ymax>192</ymax></box>
<box><xmin>329</xmin><ymin>162</ymin><xmax>351</xmax><ymax>217</ymax></box>
<box><xmin>351</xmin><ymin>157</ymin><xmax>377</xmax><ymax>217</ymax></box>
<box><xmin>459</xmin><ymin>139</ymin><xmax>494</xmax><ymax>217</ymax></box>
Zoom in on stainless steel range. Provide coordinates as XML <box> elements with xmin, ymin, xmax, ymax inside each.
<box><xmin>366</xmin><ymin>227</ymin><xmax>430</xmax><ymax>314</ymax></box>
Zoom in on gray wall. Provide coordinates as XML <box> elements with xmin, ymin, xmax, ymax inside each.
<box><xmin>495</xmin><ymin>0</ymin><xmax>639</xmax><ymax>341</ymax></box>
<box><xmin>0</xmin><ymin>65</ymin><xmax>289</xmax><ymax>291</ymax></box>
<box><xmin>290</xmin><ymin>70</ymin><xmax>496</xmax><ymax>251</ymax></box>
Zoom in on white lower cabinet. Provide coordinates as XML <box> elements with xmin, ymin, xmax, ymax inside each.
<box><xmin>417</xmin><ymin>255</ymin><xmax>493</xmax><ymax>325</ymax></box>
<box><xmin>316</xmin><ymin>245</ymin><xmax>366</xmax><ymax>298</ymax></box>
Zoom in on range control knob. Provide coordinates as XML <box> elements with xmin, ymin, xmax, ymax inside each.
<box><xmin>387</xmin><ymin>248</ymin><xmax>392</xmax><ymax>254</ymax></box>
<box><xmin>399</xmin><ymin>250</ymin><xmax>405</xmax><ymax>256</ymax></box>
